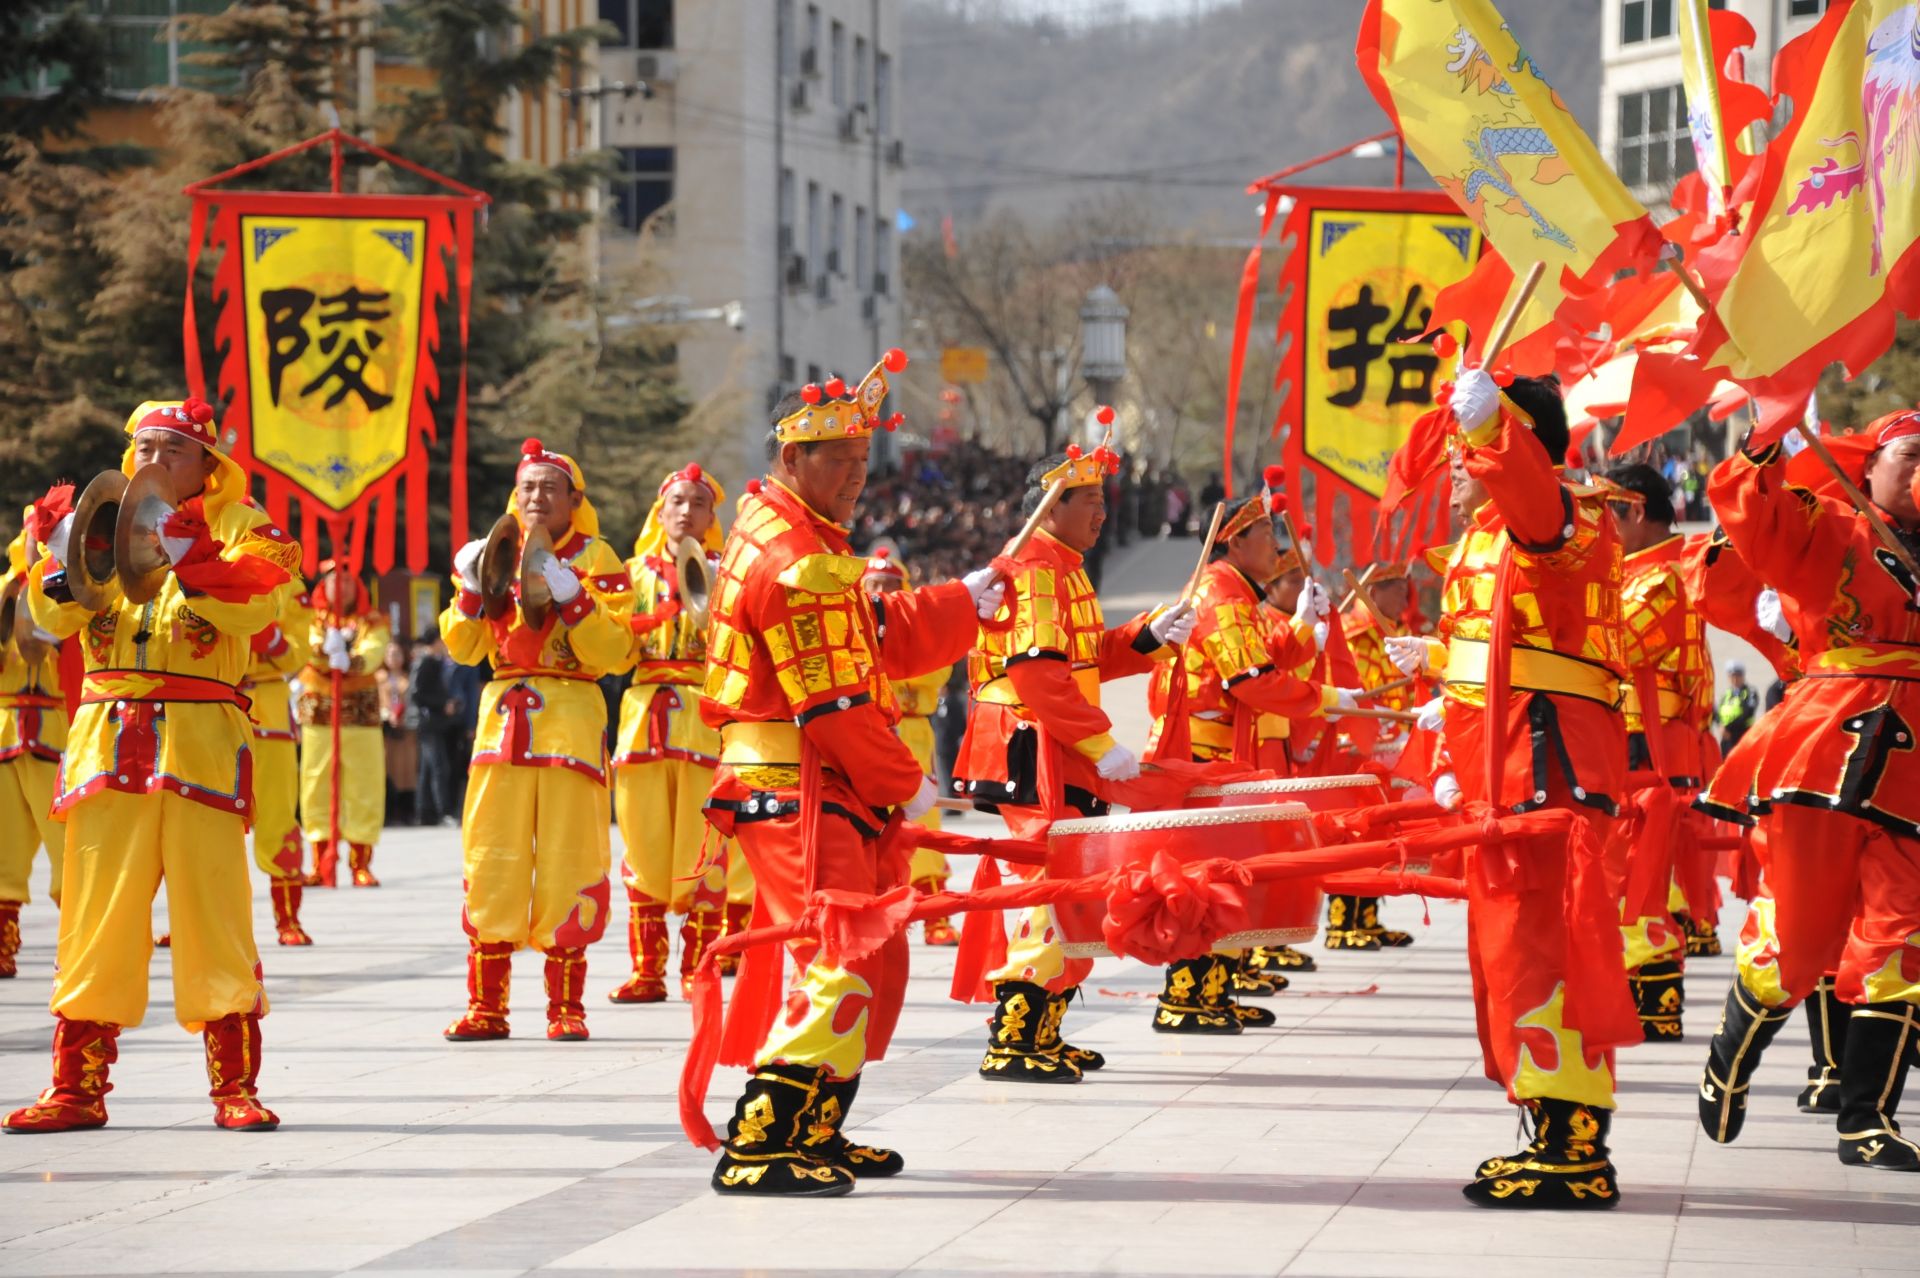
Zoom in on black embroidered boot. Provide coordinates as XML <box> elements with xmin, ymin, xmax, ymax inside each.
<box><xmin>1153</xmin><ymin>957</ymin><xmax>1241</xmax><ymax>1034</ymax></box>
<box><xmin>1207</xmin><ymin>954</ymin><xmax>1276</xmax><ymax>1029</ymax></box>
<box><xmin>979</xmin><ymin>981</ymin><xmax>1082</xmax><ymax>1083</ymax></box>
<box><xmin>1836</xmin><ymin>1002</ymin><xmax>1920</xmax><ymax>1172</ymax></box>
<box><xmin>1358</xmin><ymin>896</ymin><xmax>1412</xmax><ymax>946</ymax></box>
<box><xmin>1248</xmin><ymin>942</ymin><xmax>1315</xmax><ymax>974</ymax></box>
<box><xmin>797</xmin><ymin>1071</ymin><xmax>904</xmax><ymax>1177</ymax></box>
<box><xmin>1462</xmin><ymin>1098</ymin><xmax>1620</xmax><ymax>1210</ymax></box>
<box><xmin>1697</xmin><ymin>979</ymin><xmax>1792</xmax><ymax>1143</ymax></box>
<box><xmin>1797</xmin><ymin>976</ymin><xmax>1849</xmax><ymax>1114</ymax></box>
<box><xmin>1042</xmin><ymin>988</ymin><xmax>1105</xmax><ymax>1072</ymax></box>
<box><xmin>1228</xmin><ymin>949</ymin><xmax>1285</xmax><ymax>996</ymax></box>
<box><xmin>1630</xmin><ymin>958</ymin><xmax>1685</xmax><ymax>1042</ymax></box>
<box><xmin>1323</xmin><ymin>895</ymin><xmax>1378</xmax><ymax>951</ymax></box>
<box><xmin>710</xmin><ymin>1065</ymin><xmax>857</xmax><ymax>1196</ymax></box>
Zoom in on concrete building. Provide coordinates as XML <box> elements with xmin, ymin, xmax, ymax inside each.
<box><xmin>596</xmin><ymin>0</ymin><xmax>906</xmax><ymax>477</ymax></box>
<box><xmin>1598</xmin><ymin>0</ymin><xmax>1833</xmax><ymax>208</ymax></box>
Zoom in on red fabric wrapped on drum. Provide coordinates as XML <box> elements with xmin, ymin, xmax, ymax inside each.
<box><xmin>1045</xmin><ymin>802</ymin><xmax>1318</xmax><ymax>959</ymax></box>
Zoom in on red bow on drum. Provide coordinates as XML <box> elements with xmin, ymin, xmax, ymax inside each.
<box><xmin>1100</xmin><ymin>853</ymin><xmax>1253</xmax><ymax>966</ymax></box>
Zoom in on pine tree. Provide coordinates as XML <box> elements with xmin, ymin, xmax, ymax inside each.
<box><xmin>0</xmin><ymin>1</ymin><xmax>118</xmax><ymax>163</ymax></box>
<box><xmin>1820</xmin><ymin>319</ymin><xmax>1920</xmax><ymax>430</ymax></box>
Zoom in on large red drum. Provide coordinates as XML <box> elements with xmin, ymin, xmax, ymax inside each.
<box><xmin>1044</xmin><ymin>802</ymin><xmax>1319</xmax><ymax>959</ymax></box>
<box><xmin>1185</xmin><ymin>772</ymin><xmax>1429</xmax><ymax>901</ymax></box>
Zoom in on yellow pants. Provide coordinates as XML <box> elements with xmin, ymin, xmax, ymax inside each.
<box><xmin>251</xmin><ymin>737</ymin><xmax>303</xmax><ymax>881</ymax></box>
<box><xmin>50</xmin><ymin>790</ymin><xmax>264</xmax><ymax>1030</ymax></box>
<box><xmin>1621</xmin><ymin>915</ymin><xmax>1683</xmax><ymax>970</ymax></box>
<box><xmin>0</xmin><ymin>757</ymin><xmax>61</xmax><ymax>904</ymax></box>
<box><xmin>299</xmin><ymin>723</ymin><xmax>384</xmax><ymax>846</ymax></box>
<box><xmin>461</xmin><ymin>764</ymin><xmax>612</xmax><ymax>951</ymax></box>
<box><xmin>613</xmin><ymin>757</ymin><xmax>751</xmax><ymax>910</ymax></box>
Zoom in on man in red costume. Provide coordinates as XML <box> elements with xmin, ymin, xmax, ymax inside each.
<box><xmin>699</xmin><ymin>354</ymin><xmax>1000</xmax><ymax>1196</ymax></box>
<box><xmin>440</xmin><ymin>440</ymin><xmax>635</xmax><ymax>1044</ymax></box>
<box><xmin>1693</xmin><ymin>411</ymin><xmax>1920</xmax><ymax>1173</ymax></box>
<box><xmin>1146</xmin><ymin>489</ymin><xmax>1346</xmax><ymax>1031</ymax></box>
<box><xmin>953</xmin><ymin>437</ymin><xmax>1190</xmax><ymax>1080</ymax></box>
<box><xmin>4</xmin><ymin>397</ymin><xmax>297</xmax><ymax>1133</ymax></box>
<box><xmin>1384</xmin><ymin>369</ymin><xmax>1637</xmax><ymax>1208</ymax></box>
<box><xmin>1603</xmin><ymin>464</ymin><xmax>1708</xmax><ymax>1043</ymax></box>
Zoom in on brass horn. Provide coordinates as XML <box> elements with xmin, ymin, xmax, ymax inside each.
<box><xmin>114</xmin><ymin>464</ymin><xmax>179</xmax><ymax>606</ymax></box>
<box><xmin>477</xmin><ymin>513</ymin><xmax>520</xmax><ymax>621</ymax></box>
<box><xmin>66</xmin><ymin>471</ymin><xmax>129</xmax><ymax>612</ymax></box>
<box><xmin>673</xmin><ymin>535</ymin><xmax>712</xmax><ymax>631</ymax></box>
<box><xmin>518</xmin><ymin>521</ymin><xmax>557</xmax><ymax>628</ymax></box>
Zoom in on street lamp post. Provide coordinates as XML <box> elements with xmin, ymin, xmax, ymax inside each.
<box><xmin>1078</xmin><ymin>285</ymin><xmax>1130</xmax><ymax>425</ymax></box>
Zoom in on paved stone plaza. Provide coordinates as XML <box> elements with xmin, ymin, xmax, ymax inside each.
<box><xmin>2</xmin><ymin>539</ymin><xmax>1917</xmax><ymax>1275</ymax></box>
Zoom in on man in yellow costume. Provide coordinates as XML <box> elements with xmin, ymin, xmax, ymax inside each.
<box><xmin>4</xmin><ymin>397</ymin><xmax>298</xmax><ymax>1133</ymax></box>
<box><xmin>441</xmin><ymin>438</ymin><xmax>634</xmax><ymax>1043</ymax></box>
<box><xmin>297</xmin><ymin>562</ymin><xmax>389</xmax><ymax>888</ymax></box>
<box><xmin>0</xmin><ymin>490</ymin><xmax>72</xmax><ymax>979</ymax></box>
<box><xmin>244</xmin><ymin>572</ymin><xmax>313</xmax><ymax>942</ymax></box>
<box><xmin>608</xmin><ymin>460</ymin><xmax>749</xmax><ymax>1004</ymax></box>
<box><xmin>862</xmin><ymin>546</ymin><xmax>959</xmax><ymax>946</ymax></box>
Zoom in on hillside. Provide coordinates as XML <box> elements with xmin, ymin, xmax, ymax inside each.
<box><xmin>901</xmin><ymin>0</ymin><xmax>1602</xmax><ymax>231</ymax></box>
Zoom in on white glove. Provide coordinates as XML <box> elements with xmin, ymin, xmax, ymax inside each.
<box><xmin>1149</xmin><ymin>601</ymin><xmax>1196</xmax><ymax>646</ymax></box>
<box><xmin>1433</xmin><ymin>771</ymin><xmax>1462</xmax><ymax>812</ymax></box>
<box><xmin>1780</xmin><ymin>426</ymin><xmax>1811</xmax><ymax>458</ymax></box>
<box><xmin>1332</xmin><ymin>687</ymin><xmax>1362</xmax><ymax>713</ymax></box>
<box><xmin>455</xmin><ymin>538</ymin><xmax>488</xmax><ymax>593</ymax></box>
<box><xmin>44</xmin><ymin>514</ymin><xmax>73</xmax><ymax>570</ymax></box>
<box><xmin>30</xmin><ymin>627</ymin><xmax>58</xmax><ymax>646</ymax></box>
<box><xmin>538</xmin><ymin>554</ymin><xmax>581</xmax><ymax>604</ymax></box>
<box><xmin>159</xmin><ymin>529</ymin><xmax>197</xmax><ymax>565</ymax></box>
<box><xmin>1095</xmin><ymin>742</ymin><xmax>1141</xmax><ymax>782</ymax></box>
<box><xmin>1385</xmin><ymin>634</ymin><xmax>1430</xmax><ymax>676</ymax></box>
<box><xmin>961</xmin><ymin>565</ymin><xmax>1007</xmax><ymax>620</ymax></box>
<box><xmin>1312</xmin><ymin>620</ymin><xmax>1329</xmax><ymax>652</ymax></box>
<box><xmin>323</xmin><ymin>627</ymin><xmax>353</xmax><ymax>672</ymax></box>
<box><xmin>1755</xmin><ymin>587</ymin><xmax>1792</xmax><ymax>642</ymax></box>
<box><xmin>1450</xmin><ymin>365</ymin><xmax>1500</xmax><ymax>432</ymax></box>
<box><xmin>1294</xmin><ymin>580</ymin><xmax>1329</xmax><ymax>625</ymax></box>
<box><xmin>1415</xmin><ymin>695</ymin><xmax>1446</xmax><ymax>733</ymax></box>
<box><xmin>903</xmin><ymin>774</ymin><xmax>939</xmax><ymax>821</ymax></box>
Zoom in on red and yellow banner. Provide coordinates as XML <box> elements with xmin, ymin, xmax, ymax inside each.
<box><xmin>1273</xmin><ymin>188</ymin><xmax>1483</xmax><ymax>563</ymax></box>
<box><xmin>1356</xmin><ymin>0</ymin><xmax>1664</xmax><ymax>373</ymax></box>
<box><xmin>1690</xmin><ymin>0</ymin><xmax>1920</xmax><ymax>437</ymax></box>
<box><xmin>184</xmin><ymin>132</ymin><xmax>485</xmax><ymax>576</ymax></box>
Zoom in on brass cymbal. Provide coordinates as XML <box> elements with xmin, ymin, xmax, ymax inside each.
<box><xmin>67</xmin><ymin>470</ymin><xmax>128</xmax><ymax>613</ymax></box>
<box><xmin>519</xmin><ymin>521</ymin><xmax>556</xmax><ymax>628</ymax></box>
<box><xmin>115</xmin><ymin>463</ymin><xmax>179</xmax><ymax>606</ymax></box>
<box><xmin>478</xmin><ymin>512</ymin><xmax>520</xmax><ymax>621</ymax></box>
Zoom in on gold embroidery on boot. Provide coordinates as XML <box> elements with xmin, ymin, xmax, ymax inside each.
<box><xmin>996</xmin><ymin>993</ymin><xmax>1031</xmax><ymax>1044</ymax></box>
<box><xmin>718</xmin><ymin>1164</ymin><xmax>768</xmax><ymax>1186</ymax></box>
<box><xmin>1200</xmin><ymin>961</ymin><xmax>1228</xmax><ymax>1005</ymax></box>
<box><xmin>1036</xmin><ymin>998</ymin><xmax>1066</xmax><ymax>1051</ymax></box>
<box><xmin>735</xmin><ymin>1093</ymin><xmax>776</xmax><ymax>1147</ymax></box>
<box><xmin>1487</xmin><ymin>1177</ymin><xmax>1540</xmax><ymax>1199</ymax></box>
<box><xmin>1564</xmin><ymin>1175</ymin><xmax>1615</xmax><ymax>1200</ymax></box>
<box><xmin>803</xmin><ymin>1096</ymin><xmax>841</xmax><ymax>1148</ymax></box>
<box><xmin>1328</xmin><ymin>897</ymin><xmax>1347</xmax><ymax>927</ymax></box>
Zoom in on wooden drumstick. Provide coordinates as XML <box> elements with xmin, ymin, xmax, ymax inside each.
<box><xmin>1342</xmin><ymin>567</ymin><xmax>1400</xmax><ymax>637</ymax></box>
<box><xmin>1337</xmin><ymin>562</ymin><xmax>1379</xmax><ymax>613</ymax></box>
<box><xmin>1481</xmin><ymin>260</ymin><xmax>1545</xmax><ymax>366</ymax></box>
<box><xmin>1356</xmin><ymin>674</ymin><xmax>1415</xmax><ymax>702</ymax></box>
<box><xmin>1182</xmin><ymin>501</ymin><xmax>1228</xmax><ymax>604</ymax></box>
<box><xmin>1336</xmin><ymin>706</ymin><xmax>1419</xmax><ymax>724</ymax></box>
<box><xmin>1000</xmin><ymin>475</ymin><xmax>1071</xmax><ymax>563</ymax></box>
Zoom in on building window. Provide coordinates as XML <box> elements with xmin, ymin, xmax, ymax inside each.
<box><xmin>806</xmin><ymin>180</ymin><xmax>822</xmax><ymax>279</ymax></box>
<box><xmin>779</xmin><ymin>167</ymin><xmax>796</xmax><ymax>254</ymax></box>
<box><xmin>854</xmin><ymin>35</ymin><xmax>868</xmax><ymax>109</ymax></box>
<box><xmin>807</xmin><ymin>363</ymin><xmax>823</xmax><ymax>385</ymax></box>
<box><xmin>875</xmin><ymin>51</ymin><xmax>892</xmax><ymax>136</ymax></box>
<box><xmin>830</xmin><ymin>20</ymin><xmax>845</xmax><ymax>107</ymax></box>
<box><xmin>611</xmin><ymin>146</ymin><xmax>674</xmax><ymax>231</ymax></box>
<box><xmin>829</xmin><ymin>194</ymin><xmax>844</xmax><ymax>275</ymax></box>
<box><xmin>855</xmin><ymin>205</ymin><xmax>870</xmax><ymax>290</ymax></box>
<box><xmin>1618</xmin><ymin>85</ymin><xmax>1694</xmax><ymax>188</ymax></box>
<box><xmin>806</xmin><ymin>4</ymin><xmax>822</xmax><ymax>71</ymax></box>
<box><xmin>598</xmin><ymin>0</ymin><xmax>672</xmax><ymax>47</ymax></box>
<box><xmin>1788</xmin><ymin>0</ymin><xmax>1829</xmax><ymax>16</ymax></box>
<box><xmin>874</xmin><ymin>218</ymin><xmax>893</xmax><ymax>294</ymax></box>
<box><xmin>1620</xmin><ymin>0</ymin><xmax>1673</xmax><ymax>44</ymax></box>
<box><xmin>778</xmin><ymin>0</ymin><xmax>795</xmax><ymax>75</ymax></box>
<box><xmin>83</xmin><ymin>0</ymin><xmax>240</xmax><ymax>96</ymax></box>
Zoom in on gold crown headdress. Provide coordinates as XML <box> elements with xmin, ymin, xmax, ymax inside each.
<box><xmin>1039</xmin><ymin>407</ymin><xmax>1122</xmax><ymax>489</ymax></box>
<box><xmin>776</xmin><ymin>349</ymin><xmax>910</xmax><ymax>444</ymax></box>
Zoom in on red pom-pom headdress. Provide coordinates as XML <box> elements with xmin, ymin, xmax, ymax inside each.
<box><xmin>777</xmin><ymin>349</ymin><xmax>910</xmax><ymax>444</ymax></box>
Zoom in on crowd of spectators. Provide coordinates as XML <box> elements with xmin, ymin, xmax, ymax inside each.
<box><xmin>375</xmin><ymin>637</ymin><xmax>478</xmax><ymax>827</ymax></box>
